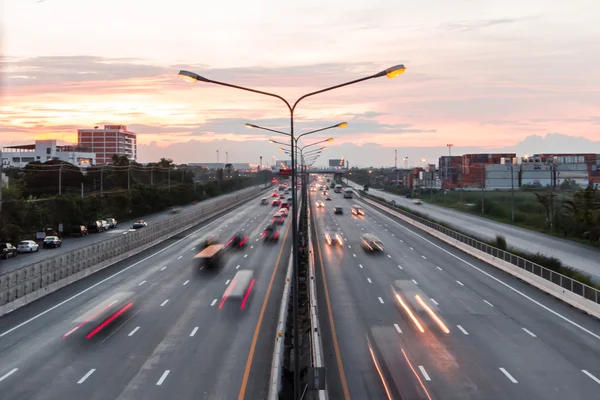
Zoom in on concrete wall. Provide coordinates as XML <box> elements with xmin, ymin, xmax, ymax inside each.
<box><xmin>0</xmin><ymin>187</ymin><xmax>265</xmax><ymax>316</ymax></box>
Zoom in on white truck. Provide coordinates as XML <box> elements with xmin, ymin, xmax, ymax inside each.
<box><xmin>334</xmin><ymin>184</ymin><xmax>343</xmax><ymax>193</ymax></box>
<box><xmin>344</xmin><ymin>188</ymin><xmax>353</xmax><ymax>198</ymax></box>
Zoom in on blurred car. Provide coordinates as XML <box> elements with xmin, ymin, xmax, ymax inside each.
<box><xmin>70</xmin><ymin>225</ymin><xmax>89</xmax><ymax>237</ymax></box>
<box><xmin>334</xmin><ymin>206</ymin><xmax>344</xmax><ymax>215</ymax></box>
<box><xmin>279</xmin><ymin>208</ymin><xmax>289</xmax><ymax>216</ymax></box>
<box><xmin>261</xmin><ymin>198</ymin><xmax>269</xmax><ymax>205</ymax></box>
<box><xmin>227</xmin><ymin>232</ymin><xmax>248</xmax><ymax>249</ymax></box>
<box><xmin>131</xmin><ymin>220</ymin><xmax>148</xmax><ymax>229</ymax></box>
<box><xmin>105</xmin><ymin>217</ymin><xmax>118</xmax><ymax>228</ymax></box>
<box><xmin>272</xmin><ymin>199</ymin><xmax>282</xmax><ymax>207</ymax></box>
<box><xmin>0</xmin><ymin>243</ymin><xmax>18</xmax><ymax>259</ymax></box>
<box><xmin>325</xmin><ymin>229</ymin><xmax>343</xmax><ymax>246</ymax></box>
<box><xmin>87</xmin><ymin>220</ymin><xmax>105</xmax><ymax>233</ymax></box>
<box><xmin>17</xmin><ymin>240</ymin><xmax>39</xmax><ymax>253</ymax></box>
<box><xmin>412</xmin><ymin>199</ymin><xmax>422</xmax><ymax>205</ymax></box>
<box><xmin>361</xmin><ymin>233</ymin><xmax>384</xmax><ymax>253</ymax></box>
<box><xmin>221</xmin><ymin>270</ymin><xmax>255</xmax><ymax>309</ymax></box>
<box><xmin>280</xmin><ymin>202</ymin><xmax>290</xmax><ymax>209</ymax></box>
<box><xmin>43</xmin><ymin>236</ymin><xmax>62</xmax><ymax>249</ymax></box>
<box><xmin>169</xmin><ymin>206</ymin><xmax>182</xmax><ymax>214</ymax></box>
<box><xmin>322</xmin><ymin>191</ymin><xmax>329</xmax><ymax>196</ymax></box>
<box><xmin>271</xmin><ymin>192</ymin><xmax>279</xmax><ymax>198</ymax></box>
<box><xmin>315</xmin><ymin>201</ymin><xmax>325</xmax><ymax>208</ymax></box>
<box><xmin>351</xmin><ymin>205</ymin><xmax>364</xmax><ymax>216</ymax></box>
<box><xmin>272</xmin><ymin>213</ymin><xmax>285</xmax><ymax>225</ymax></box>
<box><xmin>262</xmin><ymin>224</ymin><xmax>280</xmax><ymax>242</ymax></box>
<box><xmin>325</xmin><ymin>197</ymin><xmax>332</xmax><ymax>201</ymax></box>
<box><xmin>287</xmin><ymin>197</ymin><xmax>293</xmax><ymax>203</ymax></box>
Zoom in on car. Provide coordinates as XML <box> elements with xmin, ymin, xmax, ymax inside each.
<box><xmin>0</xmin><ymin>243</ymin><xmax>18</xmax><ymax>259</ymax></box>
<box><xmin>262</xmin><ymin>224</ymin><xmax>280</xmax><ymax>242</ymax></box>
<box><xmin>325</xmin><ymin>229</ymin><xmax>343</xmax><ymax>246</ymax></box>
<box><xmin>272</xmin><ymin>214</ymin><xmax>285</xmax><ymax>225</ymax></box>
<box><xmin>325</xmin><ymin>197</ymin><xmax>332</xmax><ymax>201</ymax></box>
<box><xmin>322</xmin><ymin>191</ymin><xmax>329</xmax><ymax>196</ymax></box>
<box><xmin>228</xmin><ymin>232</ymin><xmax>248</xmax><ymax>248</ymax></box>
<box><xmin>287</xmin><ymin>197</ymin><xmax>293</xmax><ymax>203</ymax></box>
<box><xmin>272</xmin><ymin>199</ymin><xmax>281</xmax><ymax>207</ymax></box>
<box><xmin>280</xmin><ymin>208</ymin><xmax>289</xmax><ymax>216</ymax></box>
<box><xmin>17</xmin><ymin>240</ymin><xmax>39</xmax><ymax>253</ymax></box>
<box><xmin>351</xmin><ymin>205</ymin><xmax>364</xmax><ymax>216</ymax></box>
<box><xmin>87</xmin><ymin>220</ymin><xmax>105</xmax><ymax>233</ymax></box>
<box><xmin>105</xmin><ymin>217</ymin><xmax>118</xmax><ymax>228</ymax></box>
<box><xmin>261</xmin><ymin>198</ymin><xmax>269</xmax><ymax>205</ymax></box>
<box><xmin>131</xmin><ymin>220</ymin><xmax>148</xmax><ymax>229</ymax></box>
<box><xmin>271</xmin><ymin>192</ymin><xmax>279</xmax><ymax>197</ymax></box>
<box><xmin>412</xmin><ymin>199</ymin><xmax>422</xmax><ymax>205</ymax></box>
<box><xmin>280</xmin><ymin>202</ymin><xmax>290</xmax><ymax>209</ymax></box>
<box><xmin>70</xmin><ymin>225</ymin><xmax>89</xmax><ymax>237</ymax></box>
<box><xmin>334</xmin><ymin>206</ymin><xmax>344</xmax><ymax>215</ymax></box>
<box><xmin>43</xmin><ymin>236</ymin><xmax>62</xmax><ymax>249</ymax></box>
<box><xmin>315</xmin><ymin>201</ymin><xmax>325</xmax><ymax>208</ymax></box>
<box><xmin>361</xmin><ymin>234</ymin><xmax>384</xmax><ymax>253</ymax></box>
<box><xmin>169</xmin><ymin>206</ymin><xmax>182</xmax><ymax>214</ymax></box>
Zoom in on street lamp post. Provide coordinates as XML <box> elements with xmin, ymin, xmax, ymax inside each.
<box><xmin>178</xmin><ymin>64</ymin><xmax>406</xmax><ymax>400</ymax></box>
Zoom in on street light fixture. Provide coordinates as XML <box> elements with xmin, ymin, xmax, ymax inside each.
<box><xmin>178</xmin><ymin>64</ymin><xmax>406</xmax><ymax>400</ymax></box>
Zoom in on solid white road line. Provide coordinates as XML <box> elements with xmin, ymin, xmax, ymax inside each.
<box><xmin>412</xmin><ymin>279</ymin><xmax>418</xmax><ymax>285</ymax></box>
<box><xmin>582</xmin><ymin>370</ymin><xmax>600</xmax><ymax>385</ymax></box>
<box><xmin>430</xmin><ymin>298</ymin><xmax>439</xmax><ymax>306</ymax></box>
<box><xmin>436</xmin><ymin>266</ymin><xmax>443</xmax><ymax>271</ymax></box>
<box><xmin>456</xmin><ymin>280</ymin><xmax>464</xmax><ymax>286</ymax></box>
<box><xmin>160</xmin><ymin>300</ymin><xmax>169</xmax><ymax>307</ymax></box>
<box><xmin>190</xmin><ymin>327</ymin><xmax>199</xmax><ymax>337</ymax></box>
<box><xmin>367</xmin><ymin>278</ymin><xmax>372</xmax><ymax>283</ymax></box>
<box><xmin>522</xmin><ymin>327</ymin><xmax>537</xmax><ymax>338</ymax></box>
<box><xmin>156</xmin><ymin>370</ymin><xmax>170</xmax><ymax>386</ymax></box>
<box><xmin>0</xmin><ymin>368</ymin><xmax>18</xmax><ymax>382</ymax></box>
<box><xmin>394</xmin><ymin>324</ymin><xmax>402</xmax><ymax>333</ymax></box>
<box><xmin>236</xmin><ymin>265</ymin><xmax>241</xmax><ymax>269</ymax></box>
<box><xmin>77</xmin><ymin>369</ymin><xmax>96</xmax><ymax>384</ymax></box>
<box><xmin>398</xmin><ymin>265</ymin><xmax>403</xmax><ymax>270</ymax></box>
<box><xmin>210</xmin><ymin>299</ymin><xmax>217</xmax><ymax>306</ymax></box>
<box><xmin>457</xmin><ymin>325</ymin><xmax>469</xmax><ymax>335</ymax></box>
<box><xmin>226</xmin><ymin>279</ymin><xmax>231</xmax><ymax>285</ymax></box>
<box><xmin>138</xmin><ymin>280</ymin><xmax>146</xmax><ymax>286</ymax></box>
<box><xmin>183</xmin><ymin>280</ymin><xmax>189</xmax><ymax>286</ymax></box>
<box><xmin>378</xmin><ymin>297</ymin><xmax>384</xmax><ymax>304</ymax></box>
<box><xmin>418</xmin><ymin>366</ymin><xmax>431</xmax><ymax>381</ymax></box>
<box><xmin>499</xmin><ymin>367</ymin><xmax>518</xmax><ymax>383</ymax></box>
<box><xmin>128</xmin><ymin>327</ymin><xmax>140</xmax><ymax>337</ymax></box>
<box><xmin>483</xmin><ymin>300</ymin><xmax>494</xmax><ymax>307</ymax></box>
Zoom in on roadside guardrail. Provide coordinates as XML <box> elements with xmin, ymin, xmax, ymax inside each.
<box><xmin>355</xmin><ymin>190</ymin><xmax>600</xmax><ymax>318</ymax></box>
<box><xmin>0</xmin><ymin>187</ymin><xmax>268</xmax><ymax>317</ymax></box>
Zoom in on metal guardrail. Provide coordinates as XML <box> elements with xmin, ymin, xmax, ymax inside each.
<box><xmin>358</xmin><ymin>190</ymin><xmax>600</xmax><ymax>305</ymax></box>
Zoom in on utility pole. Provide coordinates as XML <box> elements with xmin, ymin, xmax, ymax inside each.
<box><xmin>168</xmin><ymin>168</ymin><xmax>171</xmax><ymax>192</ymax></box>
<box><xmin>446</xmin><ymin>144</ymin><xmax>453</xmax><ymax>191</ymax></box>
<box><xmin>127</xmin><ymin>165</ymin><xmax>131</xmax><ymax>192</ymax></box>
<box><xmin>58</xmin><ymin>163</ymin><xmax>63</xmax><ymax>195</ymax></box>
<box><xmin>510</xmin><ymin>162</ymin><xmax>515</xmax><ymax>223</ymax></box>
<box><xmin>81</xmin><ymin>182</ymin><xmax>84</xmax><ymax>198</ymax></box>
<box><xmin>226</xmin><ymin>151</ymin><xmax>229</xmax><ymax>164</ymax></box>
<box><xmin>100</xmin><ymin>165</ymin><xmax>104</xmax><ymax>197</ymax></box>
<box><xmin>150</xmin><ymin>167</ymin><xmax>154</xmax><ymax>185</ymax></box>
<box><xmin>217</xmin><ymin>150</ymin><xmax>220</xmax><ymax>164</ymax></box>
<box><xmin>460</xmin><ymin>164</ymin><xmax>464</xmax><ymax>209</ymax></box>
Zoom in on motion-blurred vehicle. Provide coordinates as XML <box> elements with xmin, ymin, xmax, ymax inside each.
<box><xmin>169</xmin><ymin>206</ymin><xmax>182</xmax><ymax>214</ymax></box>
<box><xmin>322</xmin><ymin>191</ymin><xmax>328</xmax><ymax>196</ymax></box>
<box><xmin>325</xmin><ymin>229</ymin><xmax>343</xmax><ymax>246</ymax></box>
<box><xmin>367</xmin><ymin>326</ymin><xmax>433</xmax><ymax>399</ymax></box>
<box><xmin>412</xmin><ymin>199</ymin><xmax>422</xmax><ymax>205</ymax></box>
<box><xmin>105</xmin><ymin>217</ymin><xmax>118</xmax><ymax>228</ymax></box>
<box><xmin>334</xmin><ymin>206</ymin><xmax>344</xmax><ymax>215</ymax></box>
<box><xmin>325</xmin><ymin>197</ymin><xmax>332</xmax><ymax>201</ymax></box>
<box><xmin>70</xmin><ymin>225</ymin><xmax>89</xmax><ymax>237</ymax></box>
<box><xmin>227</xmin><ymin>232</ymin><xmax>248</xmax><ymax>249</ymax></box>
<box><xmin>220</xmin><ymin>270</ymin><xmax>255</xmax><ymax>309</ymax></box>
<box><xmin>43</xmin><ymin>236</ymin><xmax>62</xmax><ymax>249</ymax></box>
<box><xmin>199</xmin><ymin>234</ymin><xmax>220</xmax><ymax>250</ymax></box>
<box><xmin>262</xmin><ymin>224</ymin><xmax>280</xmax><ymax>243</ymax></box>
<box><xmin>279</xmin><ymin>208</ymin><xmax>289</xmax><ymax>216</ymax></box>
<box><xmin>315</xmin><ymin>201</ymin><xmax>325</xmax><ymax>208</ymax></box>
<box><xmin>63</xmin><ymin>291</ymin><xmax>137</xmax><ymax>340</ymax></box>
<box><xmin>87</xmin><ymin>220</ymin><xmax>105</xmax><ymax>233</ymax></box>
<box><xmin>17</xmin><ymin>240</ymin><xmax>39</xmax><ymax>253</ymax></box>
<box><xmin>261</xmin><ymin>198</ymin><xmax>269</xmax><ymax>205</ymax></box>
<box><xmin>131</xmin><ymin>220</ymin><xmax>148</xmax><ymax>229</ymax></box>
<box><xmin>272</xmin><ymin>212</ymin><xmax>285</xmax><ymax>225</ymax></box>
<box><xmin>0</xmin><ymin>243</ymin><xmax>18</xmax><ymax>259</ymax></box>
<box><xmin>272</xmin><ymin>199</ymin><xmax>281</xmax><ymax>207</ymax></box>
<box><xmin>271</xmin><ymin>192</ymin><xmax>279</xmax><ymax>197</ymax></box>
<box><xmin>351</xmin><ymin>205</ymin><xmax>364</xmax><ymax>216</ymax></box>
<box><xmin>280</xmin><ymin>202</ymin><xmax>290</xmax><ymax>209</ymax></box>
<box><xmin>194</xmin><ymin>243</ymin><xmax>226</xmax><ymax>269</ymax></box>
<box><xmin>361</xmin><ymin>233</ymin><xmax>384</xmax><ymax>253</ymax></box>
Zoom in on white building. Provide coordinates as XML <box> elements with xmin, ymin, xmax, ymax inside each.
<box><xmin>1</xmin><ymin>140</ymin><xmax>96</xmax><ymax>168</ymax></box>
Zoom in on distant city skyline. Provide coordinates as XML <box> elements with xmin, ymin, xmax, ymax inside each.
<box><xmin>2</xmin><ymin>1</ymin><xmax>599</xmax><ymax>166</ymax></box>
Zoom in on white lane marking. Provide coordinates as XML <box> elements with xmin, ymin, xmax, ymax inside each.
<box><xmin>226</xmin><ymin>279</ymin><xmax>231</xmax><ymax>285</ymax></box>
<box><xmin>161</xmin><ymin>266</ymin><xmax>167</xmax><ymax>271</ymax></box>
<box><xmin>398</xmin><ymin>265</ymin><xmax>403</xmax><ymax>270</ymax></box>
<box><xmin>421</xmin><ymin>255</ymin><xmax>427</xmax><ymax>259</ymax></box>
<box><xmin>387</xmin><ymin>254</ymin><xmax>392</xmax><ymax>258</ymax></box>
<box><xmin>183</xmin><ymin>280</ymin><xmax>189</xmax><ymax>286</ymax></box>
<box><xmin>190</xmin><ymin>327</ymin><xmax>199</xmax><ymax>337</ymax></box>
<box><xmin>160</xmin><ymin>299</ymin><xmax>169</xmax><ymax>307</ymax></box>
<box><xmin>385</xmin><ymin>229</ymin><xmax>388</xmax><ymax>232</ymax></box>
<box><xmin>353</xmin><ymin>254</ymin><xmax>357</xmax><ymax>258</ymax></box>
<box><xmin>359</xmin><ymin>264</ymin><xmax>364</xmax><ymax>268</ymax></box>
<box><xmin>499</xmin><ymin>367</ymin><xmax>518</xmax><ymax>383</ymax></box>
<box><xmin>210</xmin><ymin>299</ymin><xmax>217</xmax><ymax>306</ymax></box>
<box><xmin>361</xmin><ymin>228</ymin><xmax>364</xmax><ymax>231</ymax></box>
<box><xmin>436</xmin><ymin>266</ymin><xmax>443</xmax><ymax>271</ymax></box>
<box><xmin>483</xmin><ymin>300</ymin><xmax>494</xmax><ymax>307</ymax></box>
<box><xmin>236</xmin><ymin>264</ymin><xmax>241</xmax><ymax>269</ymax></box>
<box><xmin>457</xmin><ymin>325</ymin><xmax>469</xmax><ymax>335</ymax></box>
<box><xmin>156</xmin><ymin>370</ymin><xmax>170</xmax><ymax>386</ymax></box>
<box><xmin>582</xmin><ymin>370</ymin><xmax>600</xmax><ymax>385</ymax></box>
<box><xmin>244</xmin><ymin>254</ymin><xmax>248</xmax><ymax>258</ymax></box>
<box><xmin>77</xmin><ymin>369</ymin><xmax>96</xmax><ymax>384</ymax></box>
<box><xmin>418</xmin><ymin>366</ymin><xmax>431</xmax><ymax>381</ymax></box>
<box><xmin>522</xmin><ymin>327</ymin><xmax>537</xmax><ymax>338</ymax></box>
<box><xmin>250</xmin><ymin>245</ymin><xmax>254</xmax><ymax>249</ymax></box>
<box><xmin>348</xmin><ymin>245</ymin><xmax>352</xmax><ymax>249</ymax></box>
<box><xmin>392</xmin><ymin>233</ymin><xmax>395</xmax><ymax>236</ymax></box>
<box><xmin>256</xmin><ymin>238</ymin><xmax>259</xmax><ymax>241</ymax></box>
<box><xmin>367</xmin><ymin>278</ymin><xmax>372</xmax><ymax>284</ymax></box>
<box><xmin>409</xmin><ymin>247</ymin><xmax>414</xmax><ymax>250</ymax></box>
<box><xmin>399</xmin><ymin>239</ymin><xmax>404</xmax><ymax>243</ymax></box>
<box><xmin>412</xmin><ymin>279</ymin><xmax>418</xmax><ymax>285</ymax></box>
<box><xmin>378</xmin><ymin>297</ymin><xmax>384</xmax><ymax>304</ymax></box>
<box><xmin>430</xmin><ymin>298</ymin><xmax>439</xmax><ymax>306</ymax></box>
<box><xmin>138</xmin><ymin>280</ymin><xmax>146</xmax><ymax>286</ymax></box>
<box><xmin>128</xmin><ymin>327</ymin><xmax>140</xmax><ymax>337</ymax></box>
<box><xmin>456</xmin><ymin>280</ymin><xmax>464</xmax><ymax>286</ymax></box>
<box><xmin>367</xmin><ymin>204</ymin><xmax>600</xmax><ymax>342</ymax></box>
<box><xmin>0</xmin><ymin>368</ymin><xmax>18</xmax><ymax>382</ymax></box>
<box><xmin>177</xmin><ymin>255</ymin><xmax>183</xmax><ymax>260</ymax></box>
<box><xmin>190</xmin><ymin>247</ymin><xmax>195</xmax><ymax>251</ymax></box>
<box><xmin>394</xmin><ymin>324</ymin><xmax>402</xmax><ymax>333</ymax></box>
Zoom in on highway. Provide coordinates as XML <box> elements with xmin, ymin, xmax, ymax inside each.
<box><xmin>311</xmin><ymin>188</ymin><xmax>600</xmax><ymax>399</ymax></box>
<box><xmin>0</xmin><ymin>187</ymin><xmax>258</xmax><ymax>274</ymax></box>
<box><xmin>0</xmin><ymin>193</ymin><xmax>291</xmax><ymax>400</ymax></box>
<box><xmin>346</xmin><ymin>179</ymin><xmax>600</xmax><ymax>281</ymax></box>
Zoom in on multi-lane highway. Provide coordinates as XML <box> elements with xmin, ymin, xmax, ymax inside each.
<box><xmin>0</xmin><ymin>194</ymin><xmax>291</xmax><ymax>400</ymax></box>
<box><xmin>0</xmin><ymin>187</ymin><xmax>258</xmax><ymax>274</ymax></box>
<box><xmin>346</xmin><ymin>179</ymin><xmax>600</xmax><ymax>281</ymax></box>
<box><xmin>311</xmin><ymin>187</ymin><xmax>600</xmax><ymax>399</ymax></box>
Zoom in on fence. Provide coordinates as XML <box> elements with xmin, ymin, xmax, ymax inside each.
<box><xmin>358</xmin><ymin>191</ymin><xmax>600</xmax><ymax>305</ymax></box>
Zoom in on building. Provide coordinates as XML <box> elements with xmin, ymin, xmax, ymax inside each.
<box><xmin>438</xmin><ymin>156</ymin><xmax>462</xmax><ymax>189</ymax></box>
<box><xmin>1</xmin><ymin>140</ymin><xmax>96</xmax><ymax>168</ymax></box>
<box><xmin>77</xmin><ymin>125</ymin><xmax>137</xmax><ymax>165</ymax></box>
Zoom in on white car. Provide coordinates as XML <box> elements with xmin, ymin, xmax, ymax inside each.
<box><xmin>412</xmin><ymin>199</ymin><xmax>422</xmax><ymax>205</ymax></box>
<box><xmin>17</xmin><ymin>240</ymin><xmax>39</xmax><ymax>253</ymax></box>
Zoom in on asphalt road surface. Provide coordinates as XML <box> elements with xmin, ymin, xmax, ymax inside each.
<box><xmin>0</xmin><ymin>194</ymin><xmax>291</xmax><ymax>400</ymax></box>
<box><xmin>347</xmin><ymin>180</ymin><xmax>600</xmax><ymax>282</ymax></box>
<box><xmin>311</xmin><ymin>189</ymin><xmax>600</xmax><ymax>400</ymax></box>
<box><xmin>0</xmin><ymin>186</ymin><xmax>259</xmax><ymax>274</ymax></box>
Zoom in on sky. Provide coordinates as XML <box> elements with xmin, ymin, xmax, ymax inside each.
<box><xmin>1</xmin><ymin>0</ymin><xmax>599</xmax><ymax>166</ymax></box>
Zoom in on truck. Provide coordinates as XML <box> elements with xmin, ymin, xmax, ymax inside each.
<box><xmin>334</xmin><ymin>184</ymin><xmax>343</xmax><ymax>193</ymax></box>
<box><xmin>194</xmin><ymin>244</ymin><xmax>226</xmax><ymax>269</ymax></box>
<box><xmin>343</xmin><ymin>188</ymin><xmax>353</xmax><ymax>198</ymax></box>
